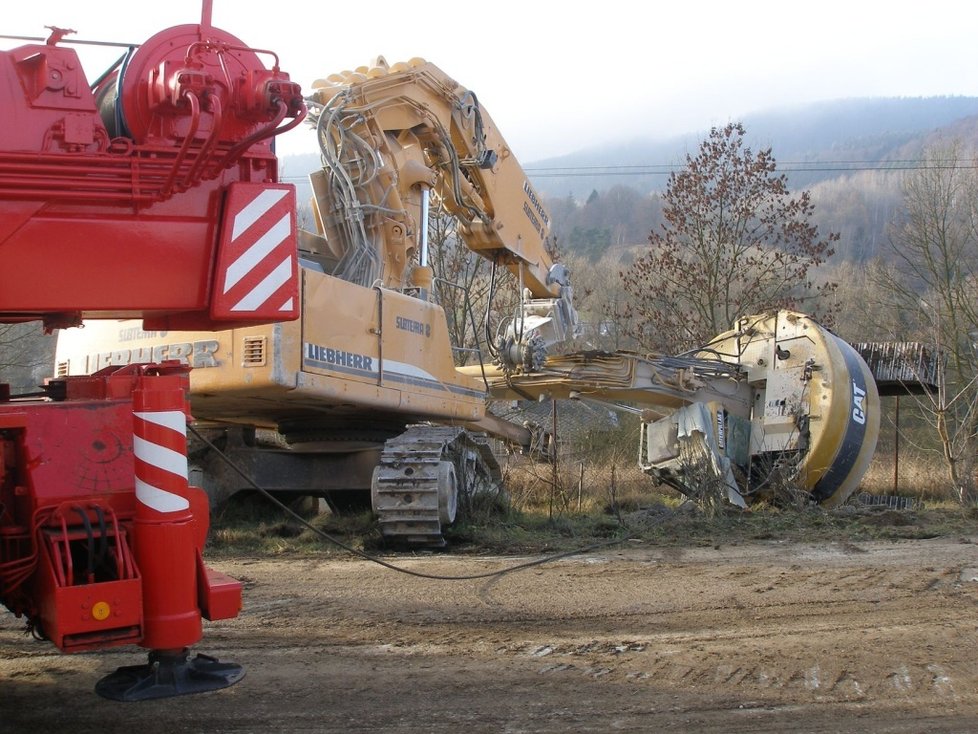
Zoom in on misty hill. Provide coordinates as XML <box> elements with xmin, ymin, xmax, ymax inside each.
<box><xmin>539</xmin><ymin>98</ymin><xmax>978</xmax><ymax>262</ymax></box>
<box><xmin>280</xmin><ymin>96</ymin><xmax>978</xmax><ymax>205</ymax></box>
<box><xmin>527</xmin><ymin>96</ymin><xmax>978</xmax><ymax>199</ymax></box>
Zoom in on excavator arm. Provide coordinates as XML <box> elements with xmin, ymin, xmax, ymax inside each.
<box><xmin>465</xmin><ymin>311</ymin><xmax>880</xmax><ymax>509</ymax></box>
<box><xmin>305</xmin><ymin>58</ymin><xmax>576</xmax><ymax>370</ymax></box>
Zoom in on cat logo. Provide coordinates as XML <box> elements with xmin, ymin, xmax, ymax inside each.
<box><xmin>851</xmin><ymin>381</ymin><xmax>867</xmax><ymax>425</ymax></box>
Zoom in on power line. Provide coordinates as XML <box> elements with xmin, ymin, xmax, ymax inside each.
<box><xmin>524</xmin><ymin>161</ymin><xmax>978</xmax><ymax>177</ymax></box>
<box><xmin>526</xmin><ymin>158</ymin><xmax>969</xmax><ymax>170</ymax></box>
<box><xmin>279</xmin><ymin>159</ymin><xmax>978</xmax><ymax>183</ymax></box>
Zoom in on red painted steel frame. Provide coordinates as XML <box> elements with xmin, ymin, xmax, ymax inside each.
<box><xmin>0</xmin><ymin>9</ymin><xmax>297</xmax><ymax>678</ymax></box>
<box><xmin>0</xmin><ymin>21</ymin><xmax>304</xmax><ymax>329</ymax></box>
<box><xmin>0</xmin><ymin>364</ymin><xmax>240</xmax><ymax>652</ymax></box>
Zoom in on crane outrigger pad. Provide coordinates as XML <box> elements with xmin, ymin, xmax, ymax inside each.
<box><xmin>95</xmin><ymin>648</ymin><xmax>244</xmax><ymax>702</ymax></box>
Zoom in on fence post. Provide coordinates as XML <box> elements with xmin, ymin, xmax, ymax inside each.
<box><xmin>578</xmin><ymin>461</ymin><xmax>584</xmax><ymax>511</ymax></box>
<box><xmin>894</xmin><ymin>396</ymin><xmax>900</xmax><ymax>494</ymax></box>
<box><xmin>549</xmin><ymin>399</ymin><xmax>559</xmax><ymax>518</ymax></box>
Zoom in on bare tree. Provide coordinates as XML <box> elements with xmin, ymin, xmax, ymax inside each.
<box><xmin>620</xmin><ymin>123</ymin><xmax>839</xmax><ymax>354</ymax></box>
<box><xmin>427</xmin><ymin>206</ymin><xmax>522</xmax><ymax>366</ymax></box>
<box><xmin>0</xmin><ymin>323</ymin><xmax>56</xmax><ymax>394</ymax></box>
<box><xmin>426</xmin><ymin>202</ymin><xmax>579</xmax><ymax>365</ymax></box>
<box><xmin>873</xmin><ymin>143</ymin><xmax>978</xmax><ymax>502</ymax></box>
<box><xmin>563</xmin><ymin>253</ymin><xmax>633</xmax><ymax>352</ymax></box>
<box><xmin>428</xmin><ymin>210</ymin><xmax>484</xmax><ymax>364</ymax></box>
<box><xmin>917</xmin><ymin>326</ymin><xmax>978</xmax><ymax>504</ymax></box>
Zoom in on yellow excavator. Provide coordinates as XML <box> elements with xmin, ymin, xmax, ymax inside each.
<box><xmin>55</xmin><ymin>59</ymin><xmax>880</xmax><ymax>545</ymax></box>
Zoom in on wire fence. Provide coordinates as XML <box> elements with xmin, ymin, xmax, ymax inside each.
<box><xmin>488</xmin><ymin>400</ymin><xmax>667</xmax><ymax>516</ymax></box>
<box><xmin>487</xmin><ymin>398</ymin><xmax>952</xmax><ymax>515</ymax></box>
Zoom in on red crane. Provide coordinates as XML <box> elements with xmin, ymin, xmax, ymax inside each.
<box><xmin>0</xmin><ymin>1</ymin><xmax>305</xmax><ymax>700</ymax></box>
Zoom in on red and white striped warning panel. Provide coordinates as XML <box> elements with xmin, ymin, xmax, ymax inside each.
<box><xmin>133</xmin><ymin>409</ymin><xmax>191</xmax><ymax>515</ymax></box>
<box><xmin>211</xmin><ymin>182</ymin><xmax>299</xmax><ymax>322</ymax></box>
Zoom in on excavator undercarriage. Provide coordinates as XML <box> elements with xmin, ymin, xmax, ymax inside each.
<box><xmin>371</xmin><ymin>426</ymin><xmax>502</xmax><ymax>546</ymax></box>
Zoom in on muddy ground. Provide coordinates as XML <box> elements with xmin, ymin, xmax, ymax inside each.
<box><xmin>4</xmin><ymin>535</ymin><xmax>978</xmax><ymax>732</ymax></box>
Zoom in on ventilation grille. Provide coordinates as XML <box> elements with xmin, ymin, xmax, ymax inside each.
<box><xmin>851</xmin><ymin>341</ymin><xmax>943</xmax><ymax>396</ymax></box>
<box><xmin>56</xmin><ymin>360</ymin><xmax>70</xmax><ymax>378</ymax></box>
<box><xmin>242</xmin><ymin>336</ymin><xmax>267</xmax><ymax>367</ymax></box>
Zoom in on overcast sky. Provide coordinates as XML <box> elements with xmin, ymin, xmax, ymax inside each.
<box><xmin>5</xmin><ymin>0</ymin><xmax>978</xmax><ymax>162</ymax></box>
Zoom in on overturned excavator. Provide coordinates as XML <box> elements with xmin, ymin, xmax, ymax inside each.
<box><xmin>472</xmin><ymin>310</ymin><xmax>879</xmax><ymax>510</ymax></box>
<box><xmin>54</xmin><ymin>57</ymin><xmax>880</xmax><ymax>548</ymax></box>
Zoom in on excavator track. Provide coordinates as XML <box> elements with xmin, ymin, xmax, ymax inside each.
<box><xmin>371</xmin><ymin>425</ymin><xmax>503</xmax><ymax>547</ymax></box>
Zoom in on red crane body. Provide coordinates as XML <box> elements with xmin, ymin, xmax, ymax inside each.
<box><xmin>0</xmin><ymin>5</ymin><xmax>305</xmax><ymax>700</ymax></box>
<box><xmin>0</xmin><ymin>20</ymin><xmax>302</xmax><ymax>329</ymax></box>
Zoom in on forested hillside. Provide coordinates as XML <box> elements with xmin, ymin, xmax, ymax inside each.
<box><xmin>538</xmin><ymin>99</ymin><xmax>978</xmax><ymax>264</ymax></box>
<box><xmin>530</xmin><ymin>96</ymin><xmax>978</xmax><ymax>198</ymax></box>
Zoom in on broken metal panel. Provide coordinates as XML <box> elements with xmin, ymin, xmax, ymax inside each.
<box><xmin>851</xmin><ymin>342</ymin><xmax>943</xmax><ymax>396</ymax></box>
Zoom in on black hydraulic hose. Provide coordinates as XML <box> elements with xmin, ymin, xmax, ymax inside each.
<box><xmin>483</xmin><ymin>259</ymin><xmax>500</xmax><ymax>360</ymax></box>
<box><xmin>73</xmin><ymin>506</ymin><xmax>95</xmax><ymax>582</ymax></box>
<box><xmin>93</xmin><ymin>505</ymin><xmax>109</xmax><ymax>573</ymax></box>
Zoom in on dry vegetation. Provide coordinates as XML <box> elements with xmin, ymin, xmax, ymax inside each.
<box><xmin>207</xmin><ymin>442</ymin><xmax>978</xmax><ymax>564</ymax></box>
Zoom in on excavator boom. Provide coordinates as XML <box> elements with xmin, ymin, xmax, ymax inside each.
<box><xmin>306</xmin><ymin>58</ymin><xmax>577</xmax><ymax>370</ymax></box>
<box><xmin>471</xmin><ymin>311</ymin><xmax>880</xmax><ymax>508</ymax></box>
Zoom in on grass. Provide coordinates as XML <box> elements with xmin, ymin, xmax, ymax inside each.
<box><xmin>207</xmin><ymin>492</ymin><xmax>384</xmax><ymax>557</ymax></box>
<box><xmin>859</xmin><ymin>451</ymin><xmax>968</xmax><ymax>503</ymax></box>
<box><xmin>200</xmin><ymin>427</ymin><xmax>978</xmax><ymax>558</ymax></box>
<box><xmin>205</xmin><ymin>483</ymin><xmax>978</xmax><ymax>560</ymax></box>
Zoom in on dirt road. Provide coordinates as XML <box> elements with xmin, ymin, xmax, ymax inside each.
<box><xmin>4</xmin><ymin>536</ymin><xmax>978</xmax><ymax>732</ymax></box>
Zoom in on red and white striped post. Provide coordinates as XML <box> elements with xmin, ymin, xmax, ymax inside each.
<box><xmin>95</xmin><ymin>362</ymin><xmax>243</xmax><ymax>700</ymax></box>
<box><xmin>130</xmin><ymin>365</ymin><xmax>202</xmax><ymax>651</ymax></box>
